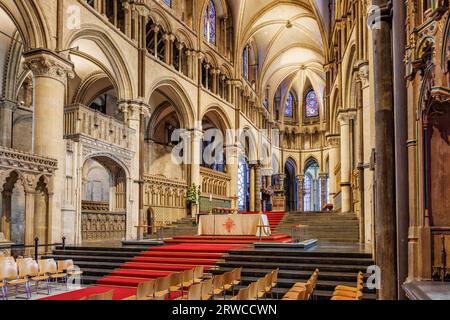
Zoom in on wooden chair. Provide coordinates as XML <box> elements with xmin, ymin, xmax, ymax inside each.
<box><xmin>201</xmin><ymin>278</ymin><xmax>214</xmax><ymax>300</ymax></box>
<box><xmin>222</xmin><ymin>271</ymin><xmax>235</xmax><ymax>299</ymax></box>
<box><xmin>169</xmin><ymin>272</ymin><xmax>183</xmax><ymax>297</ymax></box>
<box><xmin>20</xmin><ymin>258</ymin><xmax>50</xmax><ymax>296</ymax></box>
<box><xmin>154</xmin><ymin>275</ymin><xmax>171</xmax><ymax>300</ymax></box>
<box><xmin>232</xmin><ymin>267</ymin><xmax>243</xmax><ymax>291</ymax></box>
<box><xmin>40</xmin><ymin>259</ymin><xmax>67</xmax><ymax>289</ymax></box>
<box><xmin>182</xmin><ymin>269</ymin><xmax>194</xmax><ymax>288</ymax></box>
<box><xmin>248</xmin><ymin>281</ymin><xmax>258</xmax><ymax>300</ymax></box>
<box><xmin>133</xmin><ymin>280</ymin><xmax>155</xmax><ymax>300</ymax></box>
<box><xmin>180</xmin><ymin>282</ymin><xmax>202</xmax><ymax>300</ymax></box>
<box><xmin>193</xmin><ymin>266</ymin><xmax>205</xmax><ymax>284</ymax></box>
<box><xmin>263</xmin><ymin>273</ymin><xmax>273</xmax><ymax>299</ymax></box>
<box><xmin>87</xmin><ymin>289</ymin><xmax>114</xmax><ymax>300</ymax></box>
<box><xmin>58</xmin><ymin>259</ymin><xmax>83</xmax><ymax>285</ymax></box>
<box><xmin>334</xmin><ymin>272</ymin><xmax>364</xmax><ymax>292</ymax></box>
<box><xmin>1</xmin><ymin>260</ymin><xmax>30</xmax><ymax>299</ymax></box>
<box><xmin>282</xmin><ymin>287</ymin><xmax>307</xmax><ymax>300</ymax></box>
<box><xmin>212</xmin><ymin>274</ymin><xmax>224</xmax><ymax>298</ymax></box>
<box><xmin>271</xmin><ymin>268</ymin><xmax>279</xmax><ymax>297</ymax></box>
<box><xmin>231</xmin><ymin>286</ymin><xmax>250</xmax><ymax>300</ymax></box>
<box><xmin>256</xmin><ymin>277</ymin><xmax>266</xmax><ymax>300</ymax></box>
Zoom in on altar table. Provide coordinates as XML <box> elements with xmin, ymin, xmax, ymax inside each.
<box><xmin>197</xmin><ymin>214</ymin><xmax>271</xmax><ymax>236</ymax></box>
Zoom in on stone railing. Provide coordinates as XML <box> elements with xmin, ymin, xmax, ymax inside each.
<box><xmin>0</xmin><ymin>146</ymin><xmax>57</xmax><ymax>174</ymax></box>
<box><xmin>64</xmin><ymin>103</ymin><xmax>134</xmax><ymax>149</ymax></box>
<box><xmin>81</xmin><ymin>200</ymin><xmax>109</xmax><ymax>213</ymax></box>
<box><xmin>81</xmin><ymin>211</ymin><xmax>126</xmax><ymax>242</ymax></box>
<box><xmin>200</xmin><ymin>167</ymin><xmax>231</xmax><ymax>198</ymax></box>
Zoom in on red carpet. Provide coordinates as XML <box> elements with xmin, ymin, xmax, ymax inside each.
<box><xmin>165</xmin><ymin>234</ymin><xmax>292</xmax><ymax>244</ymax></box>
<box><xmin>241</xmin><ymin>211</ymin><xmax>287</xmax><ymax>232</ymax></box>
<box><xmin>41</xmin><ymin>243</ymin><xmax>244</xmax><ymax>300</ymax></box>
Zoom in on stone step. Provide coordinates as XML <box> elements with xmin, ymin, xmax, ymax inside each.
<box><xmin>57</xmin><ymin>246</ymin><xmax>146</xmax><ymax>253</ymax></box>
<box><xmin>216</xmin><ymin>261</ymin><xmax>370</xmax><ymax>273</ymax></box>
<box><xmin>52</xmin><ymin>249</ymin><xmax>142</xmax><ymax>258</ymax></box>
<box><xmin>223</xmin><ymin>254</ymin><xmax>373</xmax><ymax>265</ymax></box>
<box><xmin>227</xmin><ymin>248</ymin><xmax>372</xmax><ymax>259</ymax></box>
<box><xmin>42</xmin><ymin>254</ymin><xmax>133</xmax><ymax>264</ymax></box>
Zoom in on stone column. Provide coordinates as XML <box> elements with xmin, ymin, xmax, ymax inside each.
<box><xmin>204</xmin><ymin>63</ymin><xmax>210</xmax><ymax>90</ymax></box>
<box><xmin>152</xmin><ymin>26</ymin><xmax>160</xmax><ymax>58</ymax></box>
<box><xmin>255</xmin><ymin>163</ymin><xmax>262</xmax><ymax>212</ymax></box>
<box><xmin>0</xmin><ymin>99</ymin><xmax>16</xmax><ymax>148</ymax></box>
<box><xmin>190</xmin><ymin>128</ymin><xmax>203</xmax><ymax>217</ymax></box>
<box><xmin>297</xmin><ymin>174</ymin><xmax>304</xmax><ymax>211</ymax></box>
<box><xmin>370</xmin><ymin>0</ymin><xmax>397</xmax><ymax>300</ymax></box>
<box><xmin>337</xmin><ymin>110</ymin><xmax>356</xmax><ymax>213</ymax></box>
<box><xmin>162</xmin><ymin>34</ymin><xmax>172</xmax><ymax>65</ymax></box>
<box><xmin>24</xmin><ymin>178</ymin><xmax>36</xmax><ymax>254</ymax></box>
<box><xmin>24</xmin><ymin>49</ymin><xmax>74</xmax><ymax>243</ymax></box>
<box><xmin>226</xmin><ymin>144</ymin><xmax>239</xmax><ymax>209</ymax></box>
<box><xmin>1</xmin><ymin>191</ymin><xmax>12</xmax><ymax>240</ymax></box>
<box><xmin>249</xmin><ymin>165</ymin><xmax>255</xmax><ymax>212</ymax></box>
<box><xmin>319</xmin><ymin>173</ymin><xmax>328</xmax><ymax>209</ymax></box>
<box><xmin>177</xmin><ymin>43</ymin><xmax>184</xmax><ymax>73</ymax></box>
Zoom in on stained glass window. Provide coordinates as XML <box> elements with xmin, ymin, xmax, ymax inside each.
<box><xmin>163</xmin><ymin>0</ymin><xmax>172</xmax><ymax>7</ymax></box>
<box><xmin>305</xmin><ymin>90</ymin><xmax>319</xmax><ymax>118</ymax></box>
<box><xmin>237</xmin><ymin>157</ymin><xmax>249</xmax><ymax>210</ymax></box>
<box><xmin>285</xmin><ymin>92</ymin><xmax>294</xmax><ymax>117</ymax></box>
<box><xmin>303</xmin><ymin>174</ymin><xmax>312</xmax><ymax>211</ymax></box>
<box><xmin>204</xmin><ymin>0</ymin><xmax>216</xmax><ymax>45</ymax></box>
<box><xmin>243</xmin><ymin>47</ymin><xmax>249</xmax><ymax>79</ymax></box>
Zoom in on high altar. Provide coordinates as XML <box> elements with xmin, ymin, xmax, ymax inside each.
<box><xmin>197</xmin><ymin>214</ymin><xmax>271</xmax><ymax>237</ymax></box>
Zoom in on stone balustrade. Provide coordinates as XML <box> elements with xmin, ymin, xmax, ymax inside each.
<box><xmin>0</xmin><ymin>146</ymin><xmax>58</xmax><ymax>174</ymax></box>
<box><xmin>64</xmin><ymin>103</ymin><xmax>134</xmax><ymax>150</ymax></box>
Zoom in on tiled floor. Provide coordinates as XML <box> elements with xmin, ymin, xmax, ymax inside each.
<box><xmin>4</xmin><ymin>283</ymin><xmax>88</xmax><ymax>301</ymax></box>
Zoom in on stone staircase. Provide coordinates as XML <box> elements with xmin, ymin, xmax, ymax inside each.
<box><xmin>42</xmin><ymin>244</ymin><xmax>154</xmax><ymax>285</ymax></box>
<box><xmin>213</xmin><ymin>245</ymin><xmax>377</xmax><ymax>300</ymax></box>
<box><xmin>276</xmin><ymin>212</ymin><xmax>360</xmax><ymax>242</ymax></box>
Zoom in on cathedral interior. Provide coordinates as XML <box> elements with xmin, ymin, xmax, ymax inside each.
<box><xmin>0</xmin><ymin>0</ymin><xmax>449</xmax><ymax>301</ymax></box>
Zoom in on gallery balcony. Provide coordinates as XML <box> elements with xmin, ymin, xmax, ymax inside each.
<box><xmin>64</xmin><ymin>103</ymin><xmax>134</xmax><ymax>150</ymax></box>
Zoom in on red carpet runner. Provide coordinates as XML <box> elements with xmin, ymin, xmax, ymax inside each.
<box><xmin>41</xmin><ymin>243</ymin><xmax>243</xmax><ymax>300</ymax></box>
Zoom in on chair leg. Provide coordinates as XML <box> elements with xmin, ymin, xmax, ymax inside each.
<box><xmin>25</xmin><ymin>282</ymin><xmax>31</xmax><ymax>300</ymax></box>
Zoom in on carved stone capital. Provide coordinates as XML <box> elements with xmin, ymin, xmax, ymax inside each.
<box><xmin>326</xmin><ymin>133</ymin><xmax>341</xmax><ymax>147</ymax></box>
<box><xmin>337</xmin><ymin>109</ymin><xmax>357</xmax><ymax>125</ymax></box>
<box><xmin>23</xmin><ymin>49</ymin><xmax>74</xmax><ymax>84</ymax></box>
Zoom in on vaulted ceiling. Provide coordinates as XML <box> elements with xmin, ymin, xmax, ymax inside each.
<box><xmin>229</xmin><ymin>0</ymin><xmax>328</xmax><ymax>114</ymax></box>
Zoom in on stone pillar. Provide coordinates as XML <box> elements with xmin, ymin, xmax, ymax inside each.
<box><xmin>370</xmin><ymin>0</ymin><xmax>397</xmax><ymax>300</ymax></box>
<box><xmin>1</xmin><ymin>191</ymin><xmax>12</xmax><ymax>240</ymax></box>
<box><xmin>204</xmin><ymin>63</ymin><xmax>210</xmax><ymax>90</ymax></box>
<box><xmin>24</xmin><ymin>184</ymin><xmax>36</xmax><ymax>254</ymax></box>
<box><xmin>152</xmin><ymin>26</ymin><xmax>159</xmax><ymax>58</ymax></box>
<box><xmin>177</xmin><ymin>43</ymin><xmax>184</xmax><ymax>73</ymax></box>
<box><xmin>338</xmin><ymin>110</ymin><xmax>356</xmax><ymax>213</ymax></box>
<box><xmin>320</xmin><ymin>173</ymin><xmax>328</xmax><ymax>208</ymax></box>
<box><xmin>0</xmin><ymin>99</ymin><xmax>16</xmax><ymax>148</ymax></box>
<box><xmin>163</xmin><ymin>34</ymin><xmax>172</xmax><ymax>65</ymax></box>
<box><xmin>255</xmin><ymin>163</ymin><xmax>262</xmax><ymax>212</ymax></box>
<box><xmin>249</xmin><ymin>165</ymin><xmax>255</xmax><ymax>212</ymax></box>
<box><xmin>190</xmin><ymin>128</ymin><xmax>203</xmax><ymax>217</ymax></box>
<box><xmin>226</xmin><ymin>144</ymin><xmax>239</xmax><ymax>209</ymax></box>
<box><xmin>120</xmin><ymin>100</ymin><xmax>149</xmax><ymax>240</ymax></box>
<box><xmin>24</xmin><ymin>49</ymin><xmax>74</xmax><ymax>243</ymax></box>
<box><xmin>297</xmin><ymin>174</ymin><xmax>304</xmax><ymax>211</ymax></box>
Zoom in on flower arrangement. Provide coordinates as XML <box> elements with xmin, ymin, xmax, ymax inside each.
<box><xmin>187</xmin><ymin>183</ymin><xmax>201</xmax><ymax>205</ymax></box>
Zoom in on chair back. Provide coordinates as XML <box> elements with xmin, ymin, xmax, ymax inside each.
<box><xmin>187</xmin><ymin>283</ymin><xmax>202</xmax><ymax>300</ymax></box>
<box><xmin>213</xmin><ymin>274</ymin><xmax>224</xmax><ymax>289</ymax></box>
<box><xmin>193</xmin><ymin>266</ymin><xmax>204</xmax><ymax>279</ymax></box>
<box><xmin>155</xmin><ymin>275</ymin><xmax>171</xmax><ymax>293</ymax></box>
<box><xmin>137</xmin><ymin>280</ymin><xmax>155</xmax><ymax>299</ymax></box>
<box><xmin>248</xmin><ymin>281</ymin><xmax>258</xmax><ymax>300</ymax></box>
<box><xmin>0</xmin><ymin>260</ymin><xmax>18</xmax><ymax>281</ymax></box>
<box><xmin>296</xmin><ymin>287</ymin><xmax>307</xmax><ymax>300</ymax></box>
<box><xmin>201</xmin><ymin>278</ymin><xmax>213</xmax><ymax>300</ymax></box>
<box><xmin>235</xmin><ymin>287</ymin><xmax>250</xmax><ymax>300</ymax></box>
<box><xmin>264</xmin><ymin>273</ymin><xmax>272</xmax><ymax>289</ymax></box>
<box><xmin>182</xmin><ymin>269</ymin><xmax>194</xmax><ymax>285</ymax></box>
<box><xmin>223</xmin><ymin>271</ymin><xmax>234</xmax><ymax>286</ymax></box>
<box><xmin>256</xmin><ymin>277</ymin><xmax>265</xmax><ymax>297</ymax></box>
<box><xmin>271</xmin><ymin>268</ymin><xmax>279</xmax><ymax>285</ymax></box>
<box><xmin>88</xmin><ymin>290</ymin><xmax>114</xmax><ymax>300</ymax></box>
<box><xmin>170</xmin><ymin>272</ymin><xmax>183</xmax><ymax>287</ymax></box>
<box><xmin>0</xmin><ymin>256</ymin><xmax>14</xmax><ymax>264</ymax></box>
<box><xmin>234</xmin><ymin>267</ymin><xmax>243</xmax><ymax>281</ymax></box>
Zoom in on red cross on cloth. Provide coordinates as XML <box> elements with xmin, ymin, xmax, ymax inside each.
<box><xmin>222</xmin><ymin>217</ymin><xmax>236</xmax><ymax>233</ymax></box>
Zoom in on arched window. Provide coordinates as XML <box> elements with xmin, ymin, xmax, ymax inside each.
<box><xmin>204</xmin><ymin>0</ymin><xmax>216</xmax><ymax>45</ymax></box>
<box><xmin>243</xmin><ymin>46</ymin><xmax>249</xmax><ymax>80</ymax></box>
<box><xmin>163</xmin><ymin>0</ymin><xmax>172</xmax><ymax>7</ymax></box>
<box><xmin>305</xmin><ymin>90</ymin><xmax>319</xmax><ymax>118</ymax></box>
<box><xmin>285</xmin><ymin>92</ymin><xmax>294</xmax><ymax>118</ymax></box>
<box><xmin>303</xmin><ymin>174</ymin><xmax>312</xmax><ymax>211</ymax></box>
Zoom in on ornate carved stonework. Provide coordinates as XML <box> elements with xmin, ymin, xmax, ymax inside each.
<box><xmin>23</xmin><ymin>49</ymin><xmax>74</xmax><ymax>83</ymax></box>
<box><xmin>81</xmin><ymin>212</ymin><xmax>126</xmax><ymax>241</ymax></box>
<box><xmin>0</xmin><ymin>146</ymin><xmax>58</xmax><ymax>174</ymax></box>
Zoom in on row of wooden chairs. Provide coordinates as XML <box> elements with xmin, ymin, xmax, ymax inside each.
<box><xmin>0</xmin><ymin>256</ymin><xmax>82</xmax><ymax>300</ymax></box>
<box><xmin>331</xmin><ymin>272</ymin><xmax>364</xmax><ymax>300</ymax></box>
<box><xmin>116</xmin><ymin>267</ymin><xmax>243</xmax><ymax>301</ymax></box>
<box><xmin>232</xmin><ymin>269</ymin><xmax>279</xmax><ymax>300</ymax></box>
<box><xmin>282</xmin><ymin>269</ymin><xmax>319</xmax><ymax>300</ymax></box>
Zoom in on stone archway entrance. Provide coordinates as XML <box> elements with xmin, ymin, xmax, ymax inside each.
<box><xmin>80</xmin><ymin>156</ymin><xmax>127</xmax><ymax>243</ymax></box>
